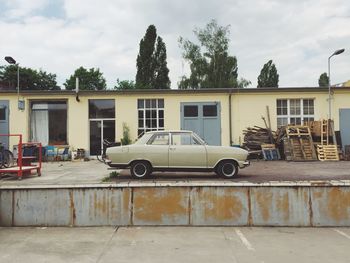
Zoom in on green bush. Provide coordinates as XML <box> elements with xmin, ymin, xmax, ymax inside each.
<box><xmin>121</xmin><ymin>123</ymin><xmax>132</xmax><ymax>145</ymax></box>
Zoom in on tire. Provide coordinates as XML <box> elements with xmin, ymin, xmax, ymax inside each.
<box><xmin>130</xmin><ymin>161</ymin><xmax>152</xmax><ymax>179</ymax></box>
<box><xmin>216</xmin><ymin>160</ymin><xmax>238</xmax><ymax>178</ymax></box>
<box><xmin>3</xmin><ymin>150</ymin><xmax>14</xmax><ymax>168</ymax></box>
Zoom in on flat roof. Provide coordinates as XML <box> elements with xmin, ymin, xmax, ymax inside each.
<box><xmin>0</xmin><ymin>86</ymin><xmax>349</xmax><ymax>96</ymax></box>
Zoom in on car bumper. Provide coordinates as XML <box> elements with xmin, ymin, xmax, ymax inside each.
<box><xmin>106</xmin><ymin>161</ymin><xmax>129</xmax><ymax>169</ymax></box>
<box><xmin>238</xmin><ymin>160</ymin><xmax>250</xmax><ymax>169</ymax></box>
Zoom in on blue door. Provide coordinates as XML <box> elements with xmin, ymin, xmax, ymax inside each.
<box><xmin>340</xmin><ymin>109</ymin><xmax>350</xmax><ymax>150</ymax></box>
<box><xmin>0</xmin><ymin>100</ymin><xmax>9</xmax><ymax>149</ymax></box>
<box><xmin>181</xmin><ymin>102</ymin><xmax>221</xmax><ymax>145</ymax></box>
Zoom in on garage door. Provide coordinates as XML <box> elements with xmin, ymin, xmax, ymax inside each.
<box><xmin>0</xmin><ymin>100</ymin><xmax>9</xmax><ymax>149</ymax></box>
<box><xmin>340</xmin><ymin>109</ymin><xmax>350</xmax><ymax>150</ymax></box>
<box><xmin>181</xmin><ymin>102</ymin><xmax>221</xmax><ymax>145</ymax></box>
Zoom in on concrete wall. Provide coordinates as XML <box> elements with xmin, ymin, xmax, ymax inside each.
<box><xmin>1</xmin><ymin>184</ymin><xmax>349</xmax><ymax>226</ymax></box>
<box><xmin>2</xmin><ymin>89</ymin><xmax>350</xmax><ymax>150</ymax></box>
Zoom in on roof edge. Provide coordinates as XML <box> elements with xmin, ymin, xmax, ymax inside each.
<box><xmin>0</xmin><ymin>86</ymin><xmax>349</xmax><ymax>96</ymax></box>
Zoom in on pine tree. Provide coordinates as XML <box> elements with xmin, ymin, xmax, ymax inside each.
<box><xmin>136</xmin><ymin>25</ymin><xmax>157</xmax><ymax>89</ymax></box>
<box><xmin>257</xmin><ymin>60</ymin><xmax>279</xmax><ymax>88</ymax></box>
<box><xmin>153</xmin><ymin>37</ymin><xmax>170</xmax><ymax>89</ymax></box>
<box><xmin>135</xmin><ymin>25</ymin><xmax>170</xmax><ymax>89</ymax></box>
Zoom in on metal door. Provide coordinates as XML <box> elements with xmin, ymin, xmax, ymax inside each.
<box><xmin>0</xmin><ymin>100</ymin><xmax>9</xmax><ymax>149</ymax></box>
<box><xmin>340</xmin><ymin>109</ymin><xmax>350</xmax><ymax>150</ymax></box>
<box><xmin>181</xmin><ymin>102</ymin><xmax>221</xmax><ymax>145</ymax></box>
<box><xmin>89</xmin><ymin>119</ymin><xmax>115</xmax><ymax>156</ymax></box>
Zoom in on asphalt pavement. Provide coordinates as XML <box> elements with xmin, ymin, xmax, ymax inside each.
<box><xmin>1</xmin><ymin>160</ymin><xmax>350</xmax><ymax>185</ymax></box>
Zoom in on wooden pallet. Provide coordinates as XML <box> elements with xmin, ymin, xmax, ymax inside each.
<box><xmin>316</xmin><ymin>145</ymin><xmax>339</xmax><ymax>161</ymax></box>
<box><xmin>286</xmin><ymin>126</ymin><xmax>317</xmax><ymax>161</ymax></box>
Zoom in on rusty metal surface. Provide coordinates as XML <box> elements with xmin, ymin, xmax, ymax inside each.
<box><xmin>311</xmin><ymin>187</ymin><xmax>350</xmax><ymax>226</ymax></box>
<box><xmin>1</xmin><ymin>185</ymin><xmax>350</xmax><ymax>226</ymax></box>
<box><xmin>13</xmin><ymin>189</ymin><xmax>71</xmax><ymax>226</ymax></box>
<box><xmin>72</xmin><ymin>188</ymin><xmax>131</xmax><ymax>226</ymax></box>
<box><xmin>190</xmin><ymin>187</ymin><xmax>249</xmax><ymax>225</ymax></box>
<box><xmin>133</xmin><ymin>187</ymin><xmax>190</xmax><ymax>225</ymax></box>
<box><xmin>250</xmin><ymin>187</ymin><xmax>311</xmax><ymax>226</ymax></box>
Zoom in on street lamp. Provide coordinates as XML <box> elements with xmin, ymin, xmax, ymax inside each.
<box><xmin>328</xmin><ymin>48</ymin><xmax>345</xmax><ymax>119</ymax></box>
<box><xmin>4</xmin><ymin>56</ymin><xmax>24</xmax><ymax>110</ymax></box>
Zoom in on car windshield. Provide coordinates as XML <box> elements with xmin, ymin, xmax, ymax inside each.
<box><xmin>134</xmin><ymin>133</ymin><xmax>153</xmax><ymax>145</ymax></box>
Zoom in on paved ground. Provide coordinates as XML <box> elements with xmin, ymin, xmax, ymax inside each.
<box><xmin>1</xmin><ymin>227</ymin><xmax>350</xmax><ymax>263</ymax></box>
<box><xmin>1</xmin><ymin>160</ymin><xmax>350</xmax><ymax>185</ymax></box>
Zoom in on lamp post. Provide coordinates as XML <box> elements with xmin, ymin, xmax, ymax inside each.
<box><xmin>4</xmin><ymin>56</ymin><xmax>23</xmax><ymax>110</ymax></box>
<box><xmin>328</xmin><ymin>48</ymin><xmax>345</xmax><ymax>119</ymax></box>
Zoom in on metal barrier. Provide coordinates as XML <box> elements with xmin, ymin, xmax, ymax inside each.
<box><xmin>1</xmin><ymin>181</ymin><xmax>349</xmax><ymax>226</ymax></box>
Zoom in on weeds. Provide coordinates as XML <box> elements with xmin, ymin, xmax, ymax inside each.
<box><xmin>101</xmin><ymin>171</ymin><xmax>119</xmax><ymax>182</ymax></box>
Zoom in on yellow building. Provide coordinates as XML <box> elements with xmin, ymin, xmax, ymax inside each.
<box><xmin>1</xmin><ymin>87</ymin><xmax>350</xmax><ymax>155</ymax></box>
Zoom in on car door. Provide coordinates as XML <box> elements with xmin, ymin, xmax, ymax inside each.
<box><xmin>169</xmin><ymin>132</ymin><xmax>207</xmax><ymax>168</ymax></box>
<box><xmin>145</xmin><ymin>132</ymin><xmax>170</xmax><ymax>168</ymax></box>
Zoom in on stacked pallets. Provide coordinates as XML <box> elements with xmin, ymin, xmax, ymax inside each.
<box><xmin>316</xmin><ymin>145</ymin><xmax>339</xmax><ymax>161</ymax></box>
<box><xmin>285</xmin><ymin>126</ymin><xmax>317</xmax><ymax>161</ymax></box>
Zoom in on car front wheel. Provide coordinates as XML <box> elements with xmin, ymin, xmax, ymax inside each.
<box><xmin>130</xmin><ymin>161</ymin><xmax>152</xmax><ymax>179</ymax></box>
<box><xmin>216</xmin><ymin>160</ymin><xmax>238</xmax><ymax>178</ymax></box>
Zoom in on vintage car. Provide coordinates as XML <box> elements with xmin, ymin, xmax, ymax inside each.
<box><xmin>105</xmin><ymin>130</ymin><xmax>249</xmax><ymax>179</ymax></box>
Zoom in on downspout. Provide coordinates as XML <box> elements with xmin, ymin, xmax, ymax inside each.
<box><xmin>75</xmin><ymin>77</ymin><xmax>80</xmax><ymax>102</ymax></box>
<box><xmin>229</xmin><ymin>89</ymin><xmax>233</xmax><ymax>146</ymax></box>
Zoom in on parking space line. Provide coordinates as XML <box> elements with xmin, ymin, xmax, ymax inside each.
<box><xmin>334</xmin><ymin>229</ymin><xmax>350</xmax><ymax>240</ymax></box>
<box><xmin>235</xmin><ymin>229</ymin><xmax>255</xmax><ymax>251</ymax></box>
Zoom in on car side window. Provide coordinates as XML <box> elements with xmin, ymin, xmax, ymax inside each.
<box><xmin>172</xmin><ymin>133</ymin><xmax>200</xmax><ymax>146</ymax></box>
<box><xmin>148</xmin><ymin>134</ymin><xmax>169</xmax><ymax>145</ymax></box>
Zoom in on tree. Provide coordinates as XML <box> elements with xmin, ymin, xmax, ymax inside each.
<box><xmin>318</xmin><ymin>72</ymin><xmax>329</xmax><ymax>87</ymax></box>
<box><xmin>153</xmin><ymin>37</ymin><xmax>171</xmax><ymax>89</ymax></box>
<box><xmin>0</xmin><ymin>65</ymin><xmax>59</xmax><ymax>90</ymax></box>
<box><xmin>114</xmin><ymin>79</ymin><xmax>136</xmax><ymax>90</ymax></box>
<box><xmin>135</xmin><ymin>25</ymin><xmax>170</xmax><ymax>89</ymax></box>
<box><xmin>64</xmin><ymin>66</ymin><xmax>106</xmax><ymax>90</ymax></box>
<box><xmin>257</xmin><ymin>60</ymin><xmax>279</xmax><ymax>88</ymax></box>
<box><xmin>178</xmin><ymin>19</ymin><xmax>250</xmax><ymax>89</ymax></box>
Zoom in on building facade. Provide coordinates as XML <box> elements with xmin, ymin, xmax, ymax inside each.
<box><xmin>1</xmin><ymin>87</ymin><xmax>350</xmax><ymax>155</ymax></box>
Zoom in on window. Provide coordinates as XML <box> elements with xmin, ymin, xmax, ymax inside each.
<box><xmin>148</xmin><ymin>133</ymin><xmax>169</xmax><ymax>145</ymax></box>
<box><xmin>30</xmin><ymin>101</ymin><xmax>67</xmax><ymax>145</ymax></box>
<box><xmin>0</xmin><ymin>107</ymin><xmax>5</xmax><ymax>120</ymax></box>
<box><xmin>203</xmin><ymin>105</ymin><xmax>217</xmax><ymax>117</ymax></box>
<box><xmin>184</xmin><ymin>105</ymin><xmax>198</xmax><ymax>117</ymax></box>
<box><xmin>138</xmin><ymin>99</ymin><xmax>164</xmax><ymax>136</ymax></box>
<box><xmin>276</xmin><ymin>99</ymin><xmax>315</xmax><ymax>128</ymax></box>
<box><xmin>89</xmin><ymin>99</ymin><xmax>115</xmax><ymax>119</ymax></box>
<box><xmin>171</xmin><ymin>133</ymin><xmax>201</xmax><ymax>146</ymax></box>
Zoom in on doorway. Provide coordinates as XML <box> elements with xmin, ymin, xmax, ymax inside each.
<box><xmin>89</xmin><ymin>99</ymin><xmax>115</xmax><ymax>156</ymax></box>
<box><xmin>89</xmin><ymin>120</ymin><xmax>115</xmax><ymax>156</ymax></box>
<box><xmin>181</xmin><ymin>102</ymin><xmax>221</xmax><ymax>145</ymax></box>
<box><xmin>0</xmin><ymin>100</ymin><xmax>9</xmax><ymax>149</ymax></box>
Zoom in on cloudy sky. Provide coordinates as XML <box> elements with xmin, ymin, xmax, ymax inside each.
<box><xmin>0</xmin><ymin>0</ymin><xmax>349</xmax><ymax>89</ymax></box>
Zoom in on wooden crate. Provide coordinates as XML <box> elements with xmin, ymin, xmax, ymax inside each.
<box><xmin>316</xmin><ymin>145</ymin><xmax>339</xmax><ymax>161</ymax></box>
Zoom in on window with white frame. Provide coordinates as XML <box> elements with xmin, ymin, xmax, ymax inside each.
<box><xmin>276</xmin><ymin>99</ymin><xmax>314</xmax><ymax>128</ymax></box>
<box><xmin>138</xmin><ymin>99</ymin><xmax>164</xmax><ymax>136</ymax></box>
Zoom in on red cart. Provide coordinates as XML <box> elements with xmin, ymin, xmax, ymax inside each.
<box><xmin>0</xmin><ymin>134</ymin><xmax>42</xmax><ymax>180</ymax></box>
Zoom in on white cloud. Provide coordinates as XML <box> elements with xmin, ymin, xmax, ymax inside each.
<box><xmin>0</xmin><ymin>0</ymin><xmax>349</xmax><ymax>88</ymax></box>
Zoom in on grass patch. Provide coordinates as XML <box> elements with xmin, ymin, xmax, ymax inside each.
<box><xmin>102</xmin><ymin>171</ymin><xmax>119</xmax><ymax>182</ymax></box>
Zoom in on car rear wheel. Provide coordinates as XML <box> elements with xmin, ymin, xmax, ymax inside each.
<box><xmin>130</xmin><ymin>161</ymin><xmax>152</xmax><ymax>179</ymax></box>
<box><xmin>216</xmin><ymin>160</ymin><xmax>238</xmax><ymax>178</ymax></box>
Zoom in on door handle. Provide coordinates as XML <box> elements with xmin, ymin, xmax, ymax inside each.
<box><xmin>169</xmin><ymin>147</ymin><xmax>176</xmax><ymax>151</ymax></box>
